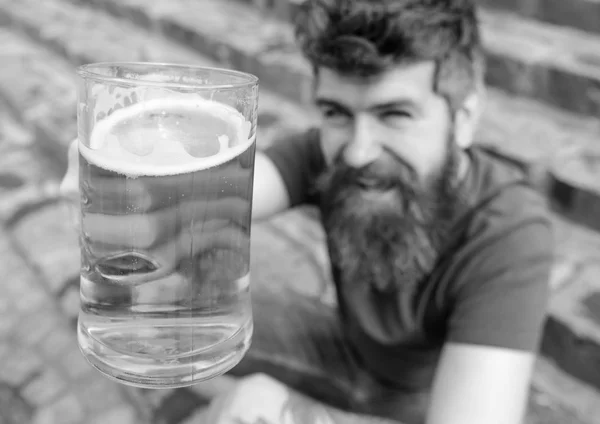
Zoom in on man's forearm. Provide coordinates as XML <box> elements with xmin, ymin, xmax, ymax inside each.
<box><xmin>234</xmin><ymin>386</ymin><xmax>401</xmax><ymax>424</ymax></box>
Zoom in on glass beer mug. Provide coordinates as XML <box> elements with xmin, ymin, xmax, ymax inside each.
<box><xmin>75</xmin><ymin>63</ymin><xmax>258</xmax><ymax>388</ymax></box>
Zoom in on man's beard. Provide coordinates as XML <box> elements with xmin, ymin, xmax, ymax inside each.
<box><xmin>317</xmin><ymin>138</ymin><xmax>464</xmax><ymax>295</ymax></box>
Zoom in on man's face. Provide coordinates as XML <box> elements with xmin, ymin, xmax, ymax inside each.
<box><xmin>315</xmin><ymin>62</ymin><xmax>467</xmax><ymax>294</ymax></box>
<box><xmin>315</xmin><ymin>61</ymin><xmax>453</xmax><ymax>187</ymax></box>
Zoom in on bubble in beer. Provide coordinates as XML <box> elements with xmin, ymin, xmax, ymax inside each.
<box><xmin>118</xmin><ymin>127</ymin><xmax>156</xmax><ymax>156</ymax></box>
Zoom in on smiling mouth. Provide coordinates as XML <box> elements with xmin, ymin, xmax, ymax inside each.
<box><xmin>355</xmin><ymin>177</ymin><xmax>392</xmax><ymax>191</ymax></box>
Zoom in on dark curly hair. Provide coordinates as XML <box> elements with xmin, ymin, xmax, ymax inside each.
<box><xmin>295</xmin><ymin>0</ymin><xmax>485</xmax><ymax>112</ymax></box>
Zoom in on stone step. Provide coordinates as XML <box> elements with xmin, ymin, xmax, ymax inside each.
<box><xmin>239</xmin><ymin>0</ymin><xmax>600</xmax><ymax>38</ymax></box>
<box><xmin>480</xmin><ymin>0</ymin><xmax>600</xmax><ymax>35</ymax></box>
<box><xmin>8</xmin><ymin>0</ymin><xmax>600</xmax><ymax>201</ymax></box>
<box><xmin>528</xmin><ymin>356</ymin><xmax>600</xmax><ymax>424</ymax></box>
<box><xmin>73</xmin><ymin>0</ymin><xmax>600</xmax><ymax>118</ymax></box>
<box><xmin>1</xmin><ymin>2</ymin><xmax>600</xmax><ymax>421</ymax></box>
<box><xmin>548</xmin><ymin>147</ymin><xmax>600</xmax><ymax>234</ymax></box>
<box><xmin>543</xmin><ymin>214</ymin><xmax>600</xmax><ymax>393</ymax></box>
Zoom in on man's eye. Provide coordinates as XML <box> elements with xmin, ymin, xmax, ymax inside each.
<box><xmin>320</xmin><ymin>108</ymin><xmax>351</xmax><ymax>125</ymax></box>
<box><xmin>381</xmin><ymin>110</ymin><xmax>412</xmax><ymax>125</ymax></box>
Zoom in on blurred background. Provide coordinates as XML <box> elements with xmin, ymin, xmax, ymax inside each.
<box><xmin>1</xmin><ymin>0</ymin><xmax>600</xmax><ymax>423</ymax></box>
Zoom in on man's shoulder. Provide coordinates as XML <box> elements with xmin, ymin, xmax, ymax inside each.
<box><xmin>465</xmin><ymin>146</ymin><xmax>551</xmax><ymax>232</ymax></box>
<box><xmin>467</xmin><ymin>181</ymin><xmax>553</xmax><ymax>261</ymax></box>
<box><xmin>440</xmin><ymin>151</ymin><xmax>554</xmax><ymax>353</ymax></box>
<box><xmin>452</xmin><ymin>147</ymin><xmax>554</xmax><ymax>278</ymax></box>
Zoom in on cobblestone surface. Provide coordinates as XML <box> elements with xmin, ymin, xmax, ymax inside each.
<box><xmin>0</xmin><ymin>0</ymin><xmax>600</xmax><ymax>423</ymax></box>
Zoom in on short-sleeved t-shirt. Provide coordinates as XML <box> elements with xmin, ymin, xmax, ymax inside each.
<box><xmin>263</xmin><ymin>128</ymin><xmax>554</xmax><ymax>391</ymax></box>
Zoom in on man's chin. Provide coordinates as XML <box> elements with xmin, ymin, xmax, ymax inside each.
<box><xmin>349</xmin><ymin>187</ymin><xmax>400</xmax><ymax>210</ymax></box>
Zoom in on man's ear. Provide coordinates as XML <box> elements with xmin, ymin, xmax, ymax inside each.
<box><xmin>454</xmin><ymin>88</ymin><xmax>485</xmax><ymax>149</ymax></box>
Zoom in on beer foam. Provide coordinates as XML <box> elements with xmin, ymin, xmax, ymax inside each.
<box><xmin>79</xmin><ymin>98</ymin><xmax>255</xmax><ymax>177</ymax></box>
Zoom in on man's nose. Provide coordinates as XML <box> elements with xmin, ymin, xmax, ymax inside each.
<box><xmin>343</xmin><ymin>119</ymin><xmax>382</xmax><ymax>168</ymax></box>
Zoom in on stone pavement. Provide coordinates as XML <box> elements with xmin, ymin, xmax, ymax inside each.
<box><xmin>0</xmin><ymin>0</ymin><xmax>600</xmax><ymax>423</ymax></box>
<box><xmin>0</xmin><ymin>86</ymin><xmax>142</xmax><ymax>423</ymax></box>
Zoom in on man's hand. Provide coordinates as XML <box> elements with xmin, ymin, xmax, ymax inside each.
<box><xmin>203</xmin><ymin>374</ymin><xmax>401</xmax><ymax>424</ymax></box>
<box><xmin>204</xmin><ymin>373</ymin><xmax>333</xmax><ymax>424</ymax></box>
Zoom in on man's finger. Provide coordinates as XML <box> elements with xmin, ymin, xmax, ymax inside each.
<box><xmin>88</xmin><ymin>221</ymin><xmax>249</xmax><ymax>284</ymax></box>
<box><xmin>59</xmin><ymin>139</ymin><xmax>80</xmax><ymax>200</ymax></box>
<box><xmin>151</xmin><ymin>221</ymin><xmax>249</xmax><ymax>274</ymax></box>
<box><xmin>82</xmin><ymin>196</ymin><xmax>250</xmax><ymax>249</ymax></box>
<box><xmin>60</xmin><ymin>139</ymin><xmax>80</xmax><ymax>231</ymax></box>
<box><xmin>81</xmin><ymin>164</ymin><xmax>254</xmax><ymax>214</ymax></box>
<box><xmin>82</xmin><ymin>176</ymin><xmax>152</xmax><ymax>213</ymax></box>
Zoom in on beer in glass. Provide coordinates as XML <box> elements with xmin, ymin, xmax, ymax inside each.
<box><xmin>75</xmin><ymin>63</ymin><xmax>258</xmax><ymax>388</ymax></box>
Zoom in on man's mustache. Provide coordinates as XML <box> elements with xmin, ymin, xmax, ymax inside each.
<box><xmin>317</xmin><ymin>145</ymin><xmax>420</xmax><ymax>196</ymax></box>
